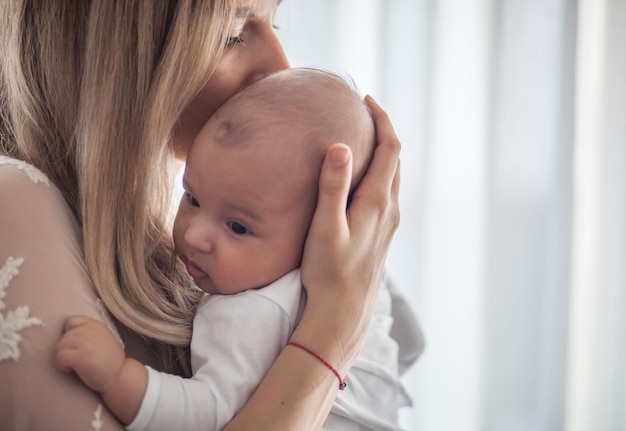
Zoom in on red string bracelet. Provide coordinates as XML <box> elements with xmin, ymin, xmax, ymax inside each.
<box><xmin>287</xmin><ymin>341</ymin><xmax>347</xmax><ymax>390</ymax></box>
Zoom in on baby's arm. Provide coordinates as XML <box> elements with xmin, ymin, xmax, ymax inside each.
<box><xmin>130</xmin><ymin>275</ymin><xmax>301</xmax><ymax>431</ymax></box>
<box><xmin>56</xmin><ymin>316</ymin><xmax>147</xmax><ymax>425</ymax></box>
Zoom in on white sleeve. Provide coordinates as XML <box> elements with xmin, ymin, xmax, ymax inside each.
<box><xmin>128</xmin><ymin>276</ymin><xmax>300</xmax><ymax>431</ymax></box>
<box><xmin>126</xmin><ymin>366</ymin><xmax>162</xmax><ymax>431</ymax></box>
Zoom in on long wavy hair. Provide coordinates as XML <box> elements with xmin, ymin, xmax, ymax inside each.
<box><xmin>0</xmin><ymin>0</ymin><xmax>235</xmax><ymax>374</ymax></box>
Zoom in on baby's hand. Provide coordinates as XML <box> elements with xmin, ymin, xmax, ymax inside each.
<box><xmin>55</xmin><ymin>315</ymin><xmax>126</xmax><ymax>395</ymax></box>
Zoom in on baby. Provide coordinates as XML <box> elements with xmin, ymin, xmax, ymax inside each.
<box><xmin>56</xmin><ymin>68</ymin><xmax>408</xmax><ymax>431</ymax></box>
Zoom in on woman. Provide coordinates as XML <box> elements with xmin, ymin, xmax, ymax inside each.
<box><xmin>0</xmin><ymin>1</ymin><xmax>417</xmax><ymax>429</ymax></box>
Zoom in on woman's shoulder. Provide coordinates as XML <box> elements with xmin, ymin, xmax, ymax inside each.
<box><xmin>0</xmin><ymin>156</ymin><xmax>125</xmax><ymax>429</ymax></box>
<box><xmin>0</xmin><ymin>154</ymin><xmax>84</xmax><ymax>280</ymax></box>
<box><xmin>0</xmin><ymin>154</ymin><xmax>85</xmax><ymax>291</ymax></box>
<box><xmin>0</xmin><ymin>155</ymin><xmax>76</xmax><ymax>227</ymax></box>
<box><xmin>0</xmin><ymin>155</ymin><xmax>52</xmax><ymax>188</ymax></box>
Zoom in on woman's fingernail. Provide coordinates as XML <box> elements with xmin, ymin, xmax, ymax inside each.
<box><xmin>329</xmin><ymin>145</ymin><xmax>350</xmax><ymax>166</ymax></box>
<box><xmin>365</xmin><ymin>94</ymin><xmax>379</xmax><ymax>107</ymax></box>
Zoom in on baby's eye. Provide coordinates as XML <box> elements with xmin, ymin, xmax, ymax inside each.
<box><xmin>228</xmin><ymin>221</ymin><xmax>249</xmax><ymax>235</ymax></box>
<box><xmin>184</xmin><ymin>192</ymin><xmax>199</xmax><ymax>208</ymax></box>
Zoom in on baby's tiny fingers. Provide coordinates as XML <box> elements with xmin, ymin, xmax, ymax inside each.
<box><xmin>63</xmin><ymin>315</ymin><xmax>91</xmax><ymax>332</ymax></box>
<box><xmin>54</xmin><ymin>346</ymin><xmax>77</xmax><ymax>373</ymax></box>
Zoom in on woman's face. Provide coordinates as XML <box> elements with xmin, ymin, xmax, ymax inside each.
<box><xmin>172</xmin><ymin>0</ymin><xmax>289</xmax><ymax>159</ymax></box>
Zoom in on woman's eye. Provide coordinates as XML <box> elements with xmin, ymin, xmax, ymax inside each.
<box><xmin>184</xmin><ymin>192</ymin><xmax>199</xmax><ymax>208</ymax></box>
<box><xmin>226</xmin><ymin>35</ymin><xmax>245</xmax><ymax>47</ymax></box>
<box><xmin>228</xmin><ymin>221</ymin><xmax>249</xmax><ymax>235</ymax></box>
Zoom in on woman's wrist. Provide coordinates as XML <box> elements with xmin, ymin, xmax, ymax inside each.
<box><xmin>290</xmin><ymin>287</ymin><xmax>372</xmax><ymax>375</ymax></box>
<box><xmin>223</xmin><ymin>309</ymin><xmax>353</xmax><ymax>430</ymax></box>
<box><xmin>286</xmin><ymin>341</ymin><xmax>347</xmax><ymax>390</ymax></box>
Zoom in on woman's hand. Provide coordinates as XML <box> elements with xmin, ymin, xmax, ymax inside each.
<box><xmin>299</xmin><ymin>95</ymin><xmax>401</xmax><ymax>367</ymax></box>
<box><xmin>223</xmin><ymin>97</ymin><xmax>401</xmax><ymax>431</ymax></box>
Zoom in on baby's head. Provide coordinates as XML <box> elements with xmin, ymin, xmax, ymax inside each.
<box><xmin>174</xmin><ymin>68</ymin><xmax>374</xmax><ymax>295</ymax></box>
<box><xmin>212</xmin><ymin>68</ymin><xmax>374</xmax><ymax>198</ymax></box>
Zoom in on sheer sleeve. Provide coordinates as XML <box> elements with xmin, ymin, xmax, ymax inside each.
<box><xmin>0</xmin><ymin>157</ymin><xmax>127</xmax><ymax>430</ymax></box>
<box><xmin>383</xmin><ymin>272</ymin><xmax>425</xmax><ymax>375</ymax></box>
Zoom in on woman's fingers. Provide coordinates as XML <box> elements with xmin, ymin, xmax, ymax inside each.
<box><xmin>310</xmin><ymin>143</ymin><xmax>353</xmax><ymax>238</ymax></box>
<box><xmin>360</xmin><ymin>95</ymin><xmax>401</xmax><ymax>199</ymax></box>
<box><xmin>302</xmin><ymin>96</ymin><xmax>401</xmax><ymax>296</ymax></box>
<box><xmin>391</xmin><ymin>159</ymin><xmax>401</xmax><ymax>217</ymax></box>
<box><xmin>347</xmin><ymin>95</ymin><xmax>400</xmax><ymax>242</ymax></box>
<box><xmin>300</xmin><ymin>144</ymin><xmax>354</xmax><ymax>290</ymax></box>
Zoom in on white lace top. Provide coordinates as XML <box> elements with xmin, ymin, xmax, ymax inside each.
<box><xmin>0</xmin><ymin>156</ymin><xmax>159</xmax><ymax>430</ymax></box>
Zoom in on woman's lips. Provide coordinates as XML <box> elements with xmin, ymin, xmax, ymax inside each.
<box><xmin>185</xmin><ymin>259</ymin><xmax>209</xmax><ymax>280</ymax></box>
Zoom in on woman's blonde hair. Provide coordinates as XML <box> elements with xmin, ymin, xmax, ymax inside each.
<box><xmin>0</xmin><ymin>0</ymin><xmax>236</xmax><ymax>373</ymax></box>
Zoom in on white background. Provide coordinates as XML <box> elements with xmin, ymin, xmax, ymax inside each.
<box><xmin>275</xmin><ymin>1</ymin><xmax>626</xmax><ymax>430</ymax></box>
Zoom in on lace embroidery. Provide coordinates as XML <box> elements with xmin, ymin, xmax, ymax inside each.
<box><xmin>90</xmin><ymin>404</ymin><xmax>104</xmax><ymax>431</ymax></box>
<box><xmin>0</xmin><ymin>257</ymin><xmax>23</xmax><ymax>309</ymax></box>
<box><xmin>0</xmin><ymin>257</ymin><xmax>43</xmax><ymax>362</ymax></box>
<box><xmin>0</xmin><ymin>155</ymin><xmax>51</xmax><ymax>187</ymax></box>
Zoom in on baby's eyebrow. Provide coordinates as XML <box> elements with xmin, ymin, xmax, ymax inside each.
<box><xmin>226</xmin><ymin>202</ymin><xmax>263</xmax><ymax>223</ymax></box>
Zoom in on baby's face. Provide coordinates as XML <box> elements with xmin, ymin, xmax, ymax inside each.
<box><xmin>173</xmin><ymin>118</ymin><xmax>314</xmax><ymax>295</ymax></box>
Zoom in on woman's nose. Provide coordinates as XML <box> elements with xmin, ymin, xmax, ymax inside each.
<box><xmin>247</xmin><ymin>30</ymin><xmax>290</xmax><ymax>84</ymax></box>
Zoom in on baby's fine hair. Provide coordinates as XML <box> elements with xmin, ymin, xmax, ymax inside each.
<box><xmin>217</xmin><ymin>67</ymin><xmax>375</xmax><ymax>192</ymax></box>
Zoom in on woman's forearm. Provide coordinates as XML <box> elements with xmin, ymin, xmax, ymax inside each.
<box><xmin>225</xmin><ymin>98</ymin><xmax>401</xmax><ymax>430</ymax></box>
<box><xmin>222</xmin><ymin>296</ymin><xmax>364</xmax><ymax>430</ymax></box>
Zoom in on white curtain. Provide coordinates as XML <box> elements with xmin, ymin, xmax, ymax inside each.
<box><xmin>276</xmin><ymin>1</ymin><xmax>626</xmax><ymax>430</ymax></box>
